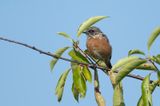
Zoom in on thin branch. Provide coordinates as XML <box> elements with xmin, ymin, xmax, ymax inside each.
<box><xmin>0</xmin><ymin>36</ymin><xmax>154</xmax><ymax>83</ymax></box>
<box><xmin>73</xmin><ymin>42</ymin><xmax>94</xmax><ymax>63</ymax></box>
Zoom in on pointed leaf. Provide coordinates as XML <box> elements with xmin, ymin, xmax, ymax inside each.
<box><xmin>141</xmin><ymin>74</ymin><xmax>152</xmax><ymax>106</ymax></box>
<box><xmin>82</xmin><ymin>66</ymin><xmax>92</xmax><ymax>83</ymax></box>
<box><xmin>113</xmin><ymin>83</ymin><xmax>125</xmax><ymax>106</ymax></box>
<box><xmin>50</xmin><ymin>47</ymin><xmax>69</xmax><ymax>71</ymax></box>
<box><xmin>72</xmin><ymin>83</ymin><xmax>79</xmax><ymax>102</ymax></box>
<box><xmin>50</xmin><ymin>59</ymin><xmax>58</xmax><ymax>71</ymax></box>
<box><xmin>137</xmin><ymin>80</ymin><xmax>159</xmax><ymax>106</ymax></box>
<box><xmin>55</xmin><ymin>68</ymin><xmax>71</xmax><ymax>102</ymax></box>
<box><xmin>115</xmin><ymin>58</ymin><xmax>146</xmax><ymax>85</ymax></box>
<box><xmin>57</xmin><ymin>32</ymin><xmax>73</xmax><ymax>42</ymax></box>
<box><xmin>128</xmin><ymin>49</ymin><xmax>145</xmax><ymax>56</ymax></box>
<box><xmin>71</xmin><ymin>62</ymin><xmax>87</xmax><ymax>98</ymax></box>
<box><xmin>69</xmin><ymin>49</ymin><xmax>89</xmax><ymax>63</ymax></box>
<box><xmin>147</xmin><ymin>27</ymin><xmax>160</xmax><ymax>51</ymax></box>
<box><xmin>111</xmin><ymin>56</ymin><xmax>139</xmax><ymax>72</ymax></box>
<box><xmin>77</xmin><ymin>16</ymin><xmax>108</xmax><ymax>37</ymax></box>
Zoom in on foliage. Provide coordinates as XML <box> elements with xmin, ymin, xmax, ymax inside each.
<box><xmin>51</xmin><ymin>16</ymin><xmax>160</xmax><ymax>105</ymax></box>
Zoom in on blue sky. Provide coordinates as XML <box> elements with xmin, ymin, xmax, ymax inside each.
<box><xmin>0</xmin><ymin>0</ymin><xmax>160</xmax><ymax>106</ymax></box>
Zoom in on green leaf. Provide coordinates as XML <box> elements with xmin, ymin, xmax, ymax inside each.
<box><xmin>141</xmin><ymin>74</ymin><xmax>152</xmax><ymax>106</ymax></box>
<box><xmin>57</xmin><ymin>32</ymin><xmax>73</xmax><ymax>42</ymax></box>
<box><xmin>147</xmin><ymin>27</ymin><xmax>160</xmax><ymax>51</ymax></box>
<box><xmin>137</xmin><ymin>80</ymin><xmax>159</xmax><ymax>106</ymax></box>
<box><xmin>77</xmin><ymin>16</ymin><xmax>108</xmax><ymax>37</ymax></box>
<box><xmin>136</xmin><ymin>62</ymin><xmax>156</xmax><ymax>71</ymax></box>
<box><xmin>82</xmin><ymin>66</ymin><xmax>92</xmax><ymax>83</ymax></box>
<box><xmin>55</xmin><ymin>68</ymin><xmax>71</xmax><ymax>102</ymax></box>
<box><xmin>50</xmin><ymin>59</ymin><xmax>58</xmax><ymax>71</ymax></box>
<box><xmin>128</xmin><ymin>49</ymin><xmax>145</xmax><ymax>56</ymax></box>
<box><xmin>50</xmin><ymin>47</ymin><xmax>69</xmax><ymax>71</ymax></box>
<box><xmin>113</xmin><ymin>82</ymin><xmax>125</xmax><ymax>106</ymax></box>
<box><xmin>149</xmin><ymin>56</ymin><xmax>160</xmax><ymax>65</ymax></box>
<box><xmin>72</xmin><ymin>83</ymin><xmax>79</xmax><ymax>102</ymax></box>
<box><xmin>115</xmin><ymin>58</ymin><xmax>146</xmax><ymax>85</ymax></box>
<box><xmin>111</xmin><ymin>56</ymin><xmax>139</xmax><ymax>72</ymax></box>
<box><xmin>155</xmin><ymin>55</ymin><xmax>160</xmax><ymax>65</ymax></box>
<box><xmin>157</xmin><ymin>54</ymin><xmax>160</xmax><ymax>58</ymax></box>
<box><xmin>69</xmin><ymin>49</ymin><xmax>89</xmax><ymax>63</ymax></box>
<box><xmin>71</xmin><ymin>62</ymin><xmax>87</xmax><ymax>98</ymax></box>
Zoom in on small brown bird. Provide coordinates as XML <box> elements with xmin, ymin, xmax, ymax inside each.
<box><xmin>83</xmin><ymin>26</ymin><xmax>112</xmax><ymax>69</ymax></box>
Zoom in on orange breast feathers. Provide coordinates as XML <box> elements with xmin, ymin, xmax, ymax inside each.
<box><xmin>86</xmin><ymin>35</ymin><xmax>112</xmax><ymax>62</ymax></box>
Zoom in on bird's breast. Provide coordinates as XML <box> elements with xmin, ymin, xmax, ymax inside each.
<box><xmin>86</xmin><ymin>36</ymin><xmax>112</xmax><ymax>61</ymax></box>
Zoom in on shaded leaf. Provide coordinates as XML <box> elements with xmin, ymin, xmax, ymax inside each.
<box><xmin>72</xmin><ymin>83</ymin><xmax>79</xmax><ymax>102</ymax></box>
<box><xmin>77</xmin><ymin>16</ymin><xmax>108</xmax><ymax>37</ymax></box>
<box><xmin>128</xmin><ymin>49</ymin><xmax>145</xmax><ymax>56</ymax></box>
<box><xmin>57</xmin><ymin>32</ymin><xmax>73</xmax><ymax>42</ymax></box>
<box><xmin>141</xmin><ymin>74</ymin><xmax>152</xmax><ymax>106</ymax></box>
<box><xmin>157</xmin><ymin>71</ymin><xmax>160</xmax><ymax>80</ymax></box>
<box><xmin>50</xmin><ymin>47</ymin><xmax>69</xmax><ymax>71</ymax></box>
<box><xmin>69</xmin><ymin>49</ymin><xmax>89</xmax><ymax>63</ymax></box>
<box><xmin>147</xmin><ymin>27</ymin><xmax>160</xmax><ymax>51</ymax></box>
<box><xmin>111</xmin><ymin>56</ymin><xmax>139</xmax><ymax>72</ymax></box>
<box><xmin>115</xmin><ymin>58</ymin><xmax>146</xmax><ymax>85</ymax></box>
<box><xmin>113</xmin><ymin>82</ymin><xmax>125</xmax><ymax>106</ymax></box>
<box><xmin>55</xmin><ymin>68</ymin><xmax>71</xmax><ymax>102</ymax></box>
<box><xmin>71</xmin><ymin>62</ymin><xmax>87</xmax><ymax>98</ymax></box>
<box><xmin>149</xmin><ymin>56</ymin><xmax>160</xmax><ymax>65</ymax></box>
<box><xmin>82</xmin><ymin>66</ymin><xmax>92</xmax><ymax>83</ymax></box>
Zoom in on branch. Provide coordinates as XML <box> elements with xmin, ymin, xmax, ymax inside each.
<box><xmin>94</xmin><ymin>68</ymin><xmax>106</xmax><ymax>106</ymax></box>
<box><xmin>0</xmin><ymin>36</ymin><xmax>153</xmax><ymax>83</ymax></box>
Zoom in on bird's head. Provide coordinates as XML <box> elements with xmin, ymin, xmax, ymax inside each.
<box><xmin>83</xmin><ymin>26</ymin><xmax>102</xmax><ymax>37</ymax></box>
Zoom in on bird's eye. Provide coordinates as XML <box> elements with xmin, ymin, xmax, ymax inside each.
<box><xmin>89</xmin><ymin>30</ymin><xmax>94</xmax><ymax>33</ymax></box>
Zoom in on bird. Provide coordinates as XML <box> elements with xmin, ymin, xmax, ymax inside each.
<box><xmin>83</xmin><ymin>26</ymin><xmax>112</xmax><ymax>69</ymax></box>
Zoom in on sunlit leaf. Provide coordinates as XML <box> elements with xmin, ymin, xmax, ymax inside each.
<box><xmin>82</xmin><ymin>66</ymin><xmax>92</xmax><ymax>83</ymax></box>
<box><xmin>141</xmin><ymin>74</ymin><xmax>152</xmax><ymax>106</ymax></box>
<box><xmin>113</xmin><ymin>82</ymin><xmax>125</xmax><ymax>106</ymax></box>
<box><xmin>137</xmin><ymin>80</ymin><xmax>159</xmax><ymax>106</ymax></box>
<box><xmin>57</xmin><ymin>32</ymin><xmax>73</xmax><ymax>42</ymax></box>
<box><xmin>115</xmin><ymin>58</ymin><xmax>146</xmax><ymax>85</ymax></box>
<box><xmin>109</xmin><ymin>71</ymin><xmax>117</xmax><ymax>85</ymax></box>
<box><xmin>147</xmin><ymin>27</ymin><xmax>160</xmax><ymax>51</ymax></box>
<box><xmin>111</xmin><ymin>56</ymin><xmax>138</xmax><ymax>72</ymax></box>
<box><xmin>69</xmin><ymin>49</ymin><xmax>89</xmax><ymax>63</ymax></box>
<box><xmin>55</xmin><ymin>68</ymin><xmax>71</xmax><ymax>102</ymax></box>
<box><xmin>77</xmin><ymin>16</ymin><xmax>108</xmax><ymax>37</ymax></box>
<box><xmin>72</xmin><ymin>83</ymin><xmax>79</xmax><ymax>102</ymax></box>
<box><xmin>136</xmin><ymin>62</ymin><xmax>156</xmax><ymax>71</ymax></box>
<box><xmin>50</xmin><ymin>47</ymin><xmax>69</xmax><ymax>71</ymax></box>
<box><xmin>71</xmin><ymin>62</ymin><xmax>87</xmax><ymax>98</ymax></box>
<box><xmin>128</xmin><ymin>49</ymin><xmax>145</xmax><ymax>56</ymax></box>
<box><xmin>50</xmin><ymin>59</ymin><xmax>58</xmax><ymax>71</ymax></box>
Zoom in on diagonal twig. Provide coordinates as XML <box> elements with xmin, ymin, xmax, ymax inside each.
<box><xmin>0</xmin><ymin>36</ymin><xmax>154</xmax><ymax>83</ymax></box>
